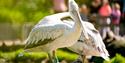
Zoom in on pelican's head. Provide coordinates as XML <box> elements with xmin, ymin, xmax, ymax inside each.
<box><xmin>69</xmin><ymin>0</ymin><xmax>79</xmax><ymax>11</ymax></box>
<box><xmin>68</xmin><ymin>0</ymin><xmax>79</xmax><ymax>19</ymax></box>
<box><xmin>68</xmin><ymin>0</ymin><xmax>89</xmax><ymax>39</ymax></box>
<box><xmin>83</xmin><ymin>22</ymin><xmax>110</xmax><ymax>60</ymax></box>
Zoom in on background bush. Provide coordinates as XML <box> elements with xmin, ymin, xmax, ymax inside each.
<box><xmin>0</xmin><ymin>49</ymin><xmax>78</xmax><ymax>63</ymax></box>
<box><xmin>0</xmin><ymin>0</ymin><xmax>91</xmax><ymax>24</ymax></box>
<box><xmin>0</xmin><ymin>0</ymin><xmax>53</xmax><ymax>24</ymax></box>
<box><xmin>0</xmin><ymin>0</ymin><xmax>91</xmax><ymax>40</ymax></box>
<box><xmin>1</xmin><ymin>49</ymin><xmax>125</xmax><ymax>63</ymax></box>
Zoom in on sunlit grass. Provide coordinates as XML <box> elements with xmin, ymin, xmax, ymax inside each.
<box><xmin>0</xmin><ymin>49</ymin><xmax>78</xmax><ymax>62</ymax></box>
<box><xmin>0</xmin><ymin>49</ymin><xmax>125</xmax><ymax>63</ymax></box>
<box><xmin>104</xmin><ymin>54</ymin><xmax>125</xmax><ymax>63</ymax></box>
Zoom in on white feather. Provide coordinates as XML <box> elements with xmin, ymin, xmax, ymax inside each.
<box><xmin>63</xmin><ymin>20</ymin><xmax>109</xmax><ymax>60</ymax></box>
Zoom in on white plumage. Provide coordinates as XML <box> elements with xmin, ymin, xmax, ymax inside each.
<box><xmin>24</xmin><ymin>0</ymin><xmax>89</xmax><ymax>63</ymax></box>
<box><xmin>65</xmin><ymin>21</ymin><xmax>109</xmax><ymax>61</ymax></box>
<box><xmin>25</xmin><ymin>13</ymin><xmax>79</xmax><ymax>51</ymax></box>
<box><xmin>24</xmin><ymin>0</ymin><xmax>109</xmax><ymax>62</ymax></box>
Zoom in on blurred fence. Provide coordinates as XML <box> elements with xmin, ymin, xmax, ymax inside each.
<box><xmin>0</xmin><ymin>23</ymin><xmax>34</xmax><ymax>49</ymax></box>
<box><xmin>0</xmin><ymin>23</ymin><xmax>33</xmax><ymax>40</ymax></box>
<box><xmin>22</xmin><ymin>23</ymin><xmax>34</xmax><ymax>40</ymax></box>
<box><xmin>0</xmin><ymin>23</ymin><xmax>18</xmax><ymax>40</ymax></box>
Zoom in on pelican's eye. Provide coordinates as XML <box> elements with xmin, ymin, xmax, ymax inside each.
<box><xmin>92</xmin><ymin>29</ymin><xmax>98</xmax><ymax>34</ymax></box>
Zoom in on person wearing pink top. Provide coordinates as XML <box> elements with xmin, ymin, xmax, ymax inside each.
<box><xmin>99</xmin><ymin>0</ymin><xmax>112</xmax><ymax>24</ymax></box>
<box><xmin>99</xmin><ymin>0</ymin><xmax>112</xmax><ymax>39</ymax></box>
<box><xmin>53</xmin><ymin>0</ymin><xmax>67</xmax><ymax>13</ymax></box>
<box><xmin>99</xmin><ymin>3</ymin><xmax>111</xmax><ymax>17</ymax></box>
<box><xmin>111</xmin><ymin>3</ymin><xmax>121</xmax><ymax>36</ymax></box>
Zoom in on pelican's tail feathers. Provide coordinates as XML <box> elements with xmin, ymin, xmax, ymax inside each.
<box><xmin>100</xmin><ymin>48</ymin><xmax>110</xmax><ymax>61</ymax></box>
<box><xmin>101</xmin><ymin>53</ymin><xmax>110</xmax><ymax>61</ymax></box>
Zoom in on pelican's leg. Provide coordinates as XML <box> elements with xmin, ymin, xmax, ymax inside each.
<box><xmin>48</xmin><ymin>52</ymin><xmax>54</xmax><ymax>63</ymax></box>
<box><xmin>82</xmin><ymin>55</ymin><xmax>85</xmax><ymax>63</ymax></box>
<box><xmin>53</xmin><ymin>50</ymin><xmax>59</xmax><ymax>63</ymax></box>
<box><xmin>82</xmin><ymin>55</ymin><xmax>88</xmax><ymax>63</ymax></box>
<box><xmin>72</xmin><ymin>56</ymin><xmax>82</xmax><ymax>63</ymax></box>
<box><xmin>48</xmin><ymin>51</ymin><xmax>59</xmax><ymax>63</ymax></box>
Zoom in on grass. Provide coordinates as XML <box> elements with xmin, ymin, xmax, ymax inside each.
<box><xmin>0</xmin><ymin>49</ymin><xmax>78</xmax><ymax>63</ymax></box>
<box><xmin>0</xmin><ymin>49</ymin><xmax>125</xmax><ymax>63</ymax></box>
<box><xmin>104</xmin><ymin>54</ymin><xmax>125</xmax><ymax>63</ymax></box>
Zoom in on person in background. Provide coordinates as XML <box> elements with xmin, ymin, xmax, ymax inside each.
<box><xmin>99</xmin><ymin>0</ymin><xmax>112</xmax><ymax>39</ymax></box>
<box><xmin>111</xmin><ymin>3</ymin><xmax>121</xmax><ymax>36</ymax></box>
<box><xmin>89</xmin><ymin>0</ymin><xmax>102</xmax><ymax>29</ymax></box>
<box><xmin>80</xmin><ymin>4</ymin><xmax>89</xmax><ymax>21</ymax></box>
<box><xmin>89</xmin><ymin>0</ymin><xmax>102</xmax><ymax>14</ymax></box>
<box><xmin>53</xmin><ymin>0</ymin><xmax>67</xmax><ymax>13</ymax></box>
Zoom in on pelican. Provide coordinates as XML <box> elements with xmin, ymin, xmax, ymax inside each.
<box><xmin>24</xmin><ymin>0</ymin><xmax>89</xmax><ymax>63</ymax></box>
<box><xmin>65</xmin><ymin>21</ymin><xmax>110</xmax><ymax>63</ymax></box>
<box><xmin>60</xmin><ymin>17</ymin><xmax>109</xmax><ymax>62</ymax></box>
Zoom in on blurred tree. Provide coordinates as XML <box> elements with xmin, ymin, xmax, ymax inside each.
<box><xmin>0</xmin><ymin>0</ymin><xmax>52</xmax><ymax>24</ymax></box>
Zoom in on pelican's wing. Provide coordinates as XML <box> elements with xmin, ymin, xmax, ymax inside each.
<box><xmin>82</xmin><ymin>21</ymin><xmax>109</xmax><ymax>60</ymax></box>
<box><xmin>87</xmin><ymin>23</ymin><xmax>109</xmax><ymax>60</ymax></box>
<box><xmin>24</xmin><ymin>23</ymin><xmax>68</xmax><ymax>49</ymax></box>
<box><xmin>92</xmin><ymin>33</ymin><xmax>110</xmax><ymax>61</ymax></box>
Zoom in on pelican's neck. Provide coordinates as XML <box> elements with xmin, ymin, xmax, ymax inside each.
<box><xmin>69</xmin><ymin>0</ymin><xmax>89</xmax><ymax>39</ymax></box>
<box><xmin>72</xmin><ymin>11</ymin><xmax>83</xmax><ymax>29</ymax></box>
<box><xmin>72</xmin><ymin>10</ymin><xmax>89</xmax><ymax>39</ymax></box>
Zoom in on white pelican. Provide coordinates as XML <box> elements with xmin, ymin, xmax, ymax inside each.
<box><xmin>65</xmin><ymin>21</ymin><xmax>110</xmax><ymax>63</ymax></box>
<box><xmin>24</xmin><ymin>0</ymin><xmax>89</xmax><ymax>63</ymax></box>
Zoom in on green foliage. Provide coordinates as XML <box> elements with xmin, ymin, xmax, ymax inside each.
<box><xmin>57</xmin><ymin>50</ymin><xmax>78</xmax><ymax>61</ymax></box>
<box><xmin>32</xmin><ymin>11</ymin><xmax>51</xmax><ymax>24</ymax></box>
<box><xmin>0</xmin><ymin>49</ymin><xmax>78</xmax><ymax>63</ymax></box>
<box><xmin>0</xmin><ymin>8</ymin><xmax>25</xmax><ymax>25</ymax></box>
<box><xmin>0</xmin><ymin>0</ymin><xmax>52</xmax><ymax>25</ymax></box>
<box><xmin>76</xmin><ymin>0</ymin><xmax>90</xmax><ymax>6</ymax></box>
<box><xmin>1</xmin><ymin>49</ymin><xmax>125</xmax><ymax>63</ymax></box>
<box><xmin>0</xmin><ymin>0</ymin><xmax>90</xmax><ymax>24</ymax></box>
<box><xmin>104</xmin><ymin>54</ymin><xmax>125</xmax><ymax>63</ymax></box>
<box><xmin>0</xmin><ymin>0</ymin><xmax>15</xmax><ymax>8</ymax></box>
<box><xmin>0</xmin><ymin>0</ymin><xmax>53</xmax><ymax>39</ymax></box>
<box><xmin>15</xmin><ymin>50</ymin><xmax>47</xmax><ymax>62</ymax></box>
<box><xmin>111</xmin><ymin>54</ymin><xmax>125</xmax><ymax>63</ymax></box>
<box><xmin>0</xmin><ymin>0</ymin><xmax>90</xmax><ymax>23</ymax></box>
